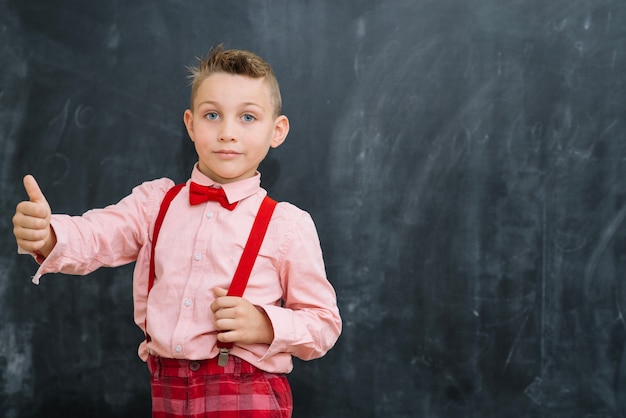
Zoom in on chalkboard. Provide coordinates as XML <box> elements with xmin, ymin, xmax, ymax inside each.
<box><xmin>2</xmin><ymin>0</ymin><xmax>626</xmax><ymax>416</ymax></box>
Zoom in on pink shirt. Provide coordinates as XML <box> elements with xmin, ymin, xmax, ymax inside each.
<box><xmin>28</xmin><ymin>166</ymin><xmax>341</xmax><ymax>373</ymax></box>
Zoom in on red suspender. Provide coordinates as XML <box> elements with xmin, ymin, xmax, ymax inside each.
<box><xmin>145</xmin><ymin>183</ymin><xmax>185</xmax><ymax>343</ymax></box>
<box><xmin>225</xmin><ymin>196</ymin><xmax>277</xmax><ymax>296</ymax></box>
<box><xmin>217</xmin><ymin>195</ymin><xmax>277</xmax><ymax>365</ymax></box>
<box><xmin>145</xmin><ymin>182</ymin><xmax>278</xmax><ymax>365</ymax></box>
<box><xmin>148</xmin><ymin>183</ymin><xmax>186</xmax><ymax>295</ymax></box>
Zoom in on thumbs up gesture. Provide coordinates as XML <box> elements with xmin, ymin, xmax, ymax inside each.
<box><xmin>13</xmin><ymin>175</ymin><xmax>56</xmax><ymax>257</ymax></box>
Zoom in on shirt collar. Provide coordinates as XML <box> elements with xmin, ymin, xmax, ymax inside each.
<box><xmin>189</xmin><ymin>163</ymin><xmax>262</xmax><ymax>204</ymax></box>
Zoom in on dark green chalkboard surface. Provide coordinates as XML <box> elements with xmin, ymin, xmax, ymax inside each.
<box><xmin>2</xmin><ymin>1</ymin><xmax>626</xmax><ymax>416</ymax></box>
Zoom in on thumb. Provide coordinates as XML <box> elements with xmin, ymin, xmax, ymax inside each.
<box><xmin>213</xmin><ymin>287</ymin><xmax>229</xmax><ymax>298</ymax></box>
<box><xmin>23</xmin><ymin>175</ymin><xmax>48</xmax><ymax>205</ymax></box>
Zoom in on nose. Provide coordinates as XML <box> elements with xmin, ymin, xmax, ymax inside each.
<box><xmin>218</xmin><ymin>118</ymin><xmax>236</xmax><ymax>142</ymax></box>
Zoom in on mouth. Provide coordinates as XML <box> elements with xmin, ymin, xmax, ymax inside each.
<box><xmin>214</xmin><ymin>150</ymin><xmax>241</xmax><ymax>160</ymax></box>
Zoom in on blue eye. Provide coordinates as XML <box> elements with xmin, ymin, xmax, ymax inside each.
<box><xmin>242</xmin><ymin>114</ymin><xmax>255</xmax><ymax>122</ymax></box>
<box><xmin>205</xmin><ymin>112</ymin><xmax>219</xmax><ymax>120</ymax></box>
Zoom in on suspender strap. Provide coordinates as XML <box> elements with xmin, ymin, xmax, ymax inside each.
<box><xmin>146</xmin><ymin>183</ymin><xmax>185</xmax><ymax>343</ymax></box>
<box><xmin>216</xmin><ymin>196</ymin><xmax>277</xmax><ymax>362</ymax></box>
<box><xmin>226</xmin><ymin>196</ymin><xmax>277</xmax><ymax>297</ymax></box>
<box><xmin>148</xmin><ymin>183</ymin><xmax>186</xmax><ymax>294</ymax></box>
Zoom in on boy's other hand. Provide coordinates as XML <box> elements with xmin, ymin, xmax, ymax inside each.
<box><xmin>211</xmin><ymin>287</ymin><xmax>275</xmax><ymax>346</ymax></box>
<box><xmin>13</xmin><ymin>175</ymin><xmax>56</xmax><ymax>257</ymax></box>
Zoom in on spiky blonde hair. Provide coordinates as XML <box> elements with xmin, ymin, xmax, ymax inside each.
<box><xmin>187</xmin><ymin>44</ymin><xmax>282</xmax><ymax>117</ymax></box>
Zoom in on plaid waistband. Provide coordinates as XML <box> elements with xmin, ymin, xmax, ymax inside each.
<box><xmin>148</xmin><ymin>354</ymin><xmax>264</xmax><ymax>379</ymax></box>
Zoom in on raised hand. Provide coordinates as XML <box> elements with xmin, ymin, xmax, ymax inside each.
<box><xmin>13</xmin><ymin>175</ymin><xmax>56</xmax><ymax>257</ymax></box>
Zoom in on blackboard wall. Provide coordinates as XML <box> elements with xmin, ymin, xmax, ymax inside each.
<box><xmin>2</xmin><ymin>0</ymin><xmax>626</xmax><ymax>417</ymax></box>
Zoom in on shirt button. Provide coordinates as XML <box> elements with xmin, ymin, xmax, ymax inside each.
<box><xmin>206</xmin><ymin>211</ymin><xmax>214</xmax><ymax>219</ymax></box>
<box><xmin>184</xmin><ymin>299</ymin><xmax>192</xmax><ymax>307</ymax></box>
<box><xmin>175</xmin><ymin>345</ymin><xmax>182</xmax><ymax>353</ymax></box>
<box><xmin>194</xmin><ymin>253</ymin><xmax>202</xmax><ymax>261</ymax></box>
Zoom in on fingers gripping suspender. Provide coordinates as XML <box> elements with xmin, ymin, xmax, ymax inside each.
<box><xmin>145</xmin><ymin>182</ymin><xmax>278</xmax><ymax>367</ymax></box>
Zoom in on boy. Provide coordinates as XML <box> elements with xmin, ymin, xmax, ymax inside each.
<box><xmin>12</xmin><ymin>45</ymin><xmax>342</xmax><ymax>418</ymax></box>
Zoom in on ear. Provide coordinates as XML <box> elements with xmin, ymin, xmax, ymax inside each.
<box><xmin>183</xmin><ymin>109</ymin><xmax>195</xmax><ymax>142</ymax></box>
<box><xmin>270</xmin><ymin>115</ymin><xmax>289</xmax><ymax>148</ymax></box>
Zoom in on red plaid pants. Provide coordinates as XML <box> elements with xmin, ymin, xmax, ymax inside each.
<box><xmin>148</xmin><ymin>355</ymin><xmax>292</xmax><ymax>418</ymax></box>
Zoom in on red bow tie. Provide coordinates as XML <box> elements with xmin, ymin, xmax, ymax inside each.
<box><xmin>189</xmin><ymin>182</ymin><xmax>238</xmax><ymax>210</ymax></box>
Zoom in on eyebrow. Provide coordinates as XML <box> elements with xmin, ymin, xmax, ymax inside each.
<box><xmin>197</xmin><ymin>100</ymin><xmax>265</xmax><ymax>110</ymax></box>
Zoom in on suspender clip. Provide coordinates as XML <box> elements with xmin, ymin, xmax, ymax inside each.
<box><xmin>218</xmin><ymin>347</ymin><xmax>230</xmax><ymax>367</ymax></box>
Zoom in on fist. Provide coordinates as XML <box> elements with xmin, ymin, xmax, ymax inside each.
<box><xmin>211</xmin><ymin>287</ymin><xmax>275</xmax><ymax>345</ymax></box>
<box><xmin>13</xmin><ymin>175</ymin><xmax>55</xmax><ymax>256</ymax></box>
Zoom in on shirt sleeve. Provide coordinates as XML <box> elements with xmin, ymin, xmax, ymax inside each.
<box><xmin>259</xmin><ymin>208</ymin><xmax>342</xmax><ymax>361</ymax></box>
<box><xmin>29</xmin><ymin>178</ymin><xmax>174</xmax><ymax>284</ymax></box>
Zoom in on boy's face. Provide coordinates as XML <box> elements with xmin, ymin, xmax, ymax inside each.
<box><xmin>184</xmin><ymin>73</ymin><xmax>289</xmax><ymax>184</ymax></box>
